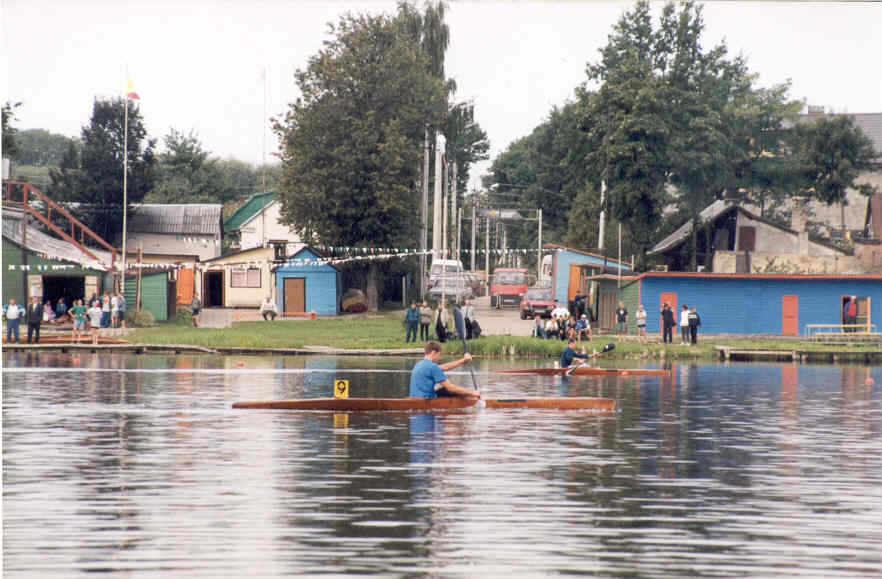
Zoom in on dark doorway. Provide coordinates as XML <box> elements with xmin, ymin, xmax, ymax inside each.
<box><xmin>204</xmin><ymin>271</ymin><xmax>224</xmax><ymax>307</ymax></box>
<box><xmin>42</xmin><ymin>275</ymin><xmax>86</xmax><ymax>307</ymax></box>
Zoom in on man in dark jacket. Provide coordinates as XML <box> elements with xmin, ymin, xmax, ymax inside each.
<box><xmin>26</xmin><ymin>295</ymin><xmax>43</xmax><ymax>343</ymax></box>
<box><xmin>661</xmin><ymin>303</ymin><xmax>675</xmax><ymax>344</ymax></box>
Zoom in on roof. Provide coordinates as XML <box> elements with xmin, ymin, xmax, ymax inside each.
<box><xmin>649</xmin><ymin>199</ymin><xmax>848</xmax><ymax>256</ymax></box>
<box><xmin>128</xmin><ymin>204</ymin><xmax>222</xmax><ymax>235</ymax></box>
<box><xmin>2</xmin><ymin>210</ymin><xmax>113</xmax><ymax>270</ymax></box>
<box><xmin>224</xmin><ymin>192</ymin><xmax>275</xmax><ymax>231</ymax></box>
<box><xmin>796</xmin><ymin>112</ymin><xmax>882</xmax><ymax>164</ymax></box>
<box><xmin>543</xmin><ymin>242</ymin><xmax>630</xmax><ymax>266</ymax></box>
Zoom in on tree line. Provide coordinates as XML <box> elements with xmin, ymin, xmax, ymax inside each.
<box><xmin>488</xmin><ymin>1</ymin><xmax>877</xmax><ymax>270</ymax></box>
<box><xmin>3</xmin><ymin>99</ymin><xmax>280</xmax><ymax>244</ymax></box>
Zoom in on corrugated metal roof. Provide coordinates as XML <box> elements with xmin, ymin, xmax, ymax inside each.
<box><xmin>2</xmin><ymin>211</ymin><xmax>113</xmax><ymax>270</ymax></box>
<box><xmin>649</xmin><ymin>199</ymin><xmax>734</xmax><ymax>255</ymax></box>
<box><xmin>223</xmin><ymin>192</ymin><xmax>275</xmax><ymax>231</ymax></box>
<box><xmin>127</xmin><ymin>204</ymin><xmax>222</xmax><ymax>235</ymax></box>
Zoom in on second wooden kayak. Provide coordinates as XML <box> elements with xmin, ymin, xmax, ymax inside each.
<box><xmin>495</xmin><ymin>367</ymin><xmax>668</xmax><ymax>377</ymax></box>
<box><xmin>232</xmin><ymin>397</ymin><xmax>615</xmax><ymax>412</ymax></box>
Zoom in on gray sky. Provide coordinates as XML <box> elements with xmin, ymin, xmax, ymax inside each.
<box><xmin>3</xmin><ymin>1</ymin><xmax>881</xmax><ymax>190</ymax></box>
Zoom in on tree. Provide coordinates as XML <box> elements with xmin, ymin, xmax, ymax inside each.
<box><xmin>273</xmin><ymin>12</ymin><xmax>447</xmax><ymax>309</ymax></box>
<box><xmin>9</xmin><ymin>128</ymin><xmax>81</xmax><ymax>167</ymax></box>
<box><xmin>792</xmin><ymin>115</ymin><xmax>879</xmax><ymax>231</ymax></box>
<box><xmin>49</xmin><ymin>97</ymin><xmax>156</xmax><ymax>244</ymax></box>
<box><xmin>147</xmin><ymin>129</ymin><xmax>233</xmax><ymax>204</ymax></box>
<box><xmin>2</xmin><ymin>101</ymin><xmax>22</xmax><ymax>161</ymax></box>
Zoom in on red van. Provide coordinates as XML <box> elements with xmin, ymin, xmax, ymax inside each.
<box><xmin>490</xmin><ymin>268</ymin><xmax>529</xmax><ymax>308</ymax></box>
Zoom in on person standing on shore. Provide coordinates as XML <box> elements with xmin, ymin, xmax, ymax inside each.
<box><xmin>434</xmin><ymin>302</ymin><xmax>449</xmax><ymax>342</ymax></box>
<box><xmin>87</xmin><ymin>300</ymin><xmax>103</xmax><ymax>345</ymax></box>
<box><xmin>462</xmin><ymin>299</ymin><xmax>475</xmax><ymax>340</ymax></box>
<box><xmin>4</xmin><ymin>298</ymin><xmax>23</xmax><ymax>343</ymax></box>
<box><xmin>680</xmin><ymin>305</ymin><xmax>690</xmax><ymax>345</ymax></box>
<box><xmin>615</xmin><ymin>301</ymin><xmax>628</xmax><ymax>337</ymax></box>
<box><xmin>419</xmin><ymin>300</ymin><xmax>432</xmax><ymax>341</ymax></box>
<box><xmin>404</xmin><ymin>301</ymin><xmax>420</xmax><ymax>343</ymax></box>
<box><xmin>111</xmin><ymin>293</ymin><xmax>121</xmax><ymax>328</ymax></box>
<box><xmin>661</xmin><ymin>303</ymin><xmax>675</xmax><ymax>344</ymax></box>
<box><xmin>26</xmin><ymin>296</ymin><xmax>43</xmax><ymax>344</ymax></box>
<box><xmin>190</xmin><ymin>295</ymin><xmax>201</xmax><ymax>327</ymax></box>
<box><xmin>635</xmin><ymin>304</ymin><xmax>647</xmax><ymax>339</ymax></box>
<box><xmin>69</xmin><ymin>299</ymin><xmax>87</xmax><ymax>343</ymax></box>
<box><xmin>688</xmin><ymin>306</ymin><xmax>701</xmax><ymax>344</ymax></box>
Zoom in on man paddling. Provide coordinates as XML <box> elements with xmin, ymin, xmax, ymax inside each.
<box><xmin>560</xmin><ymin>338</ymin><xmax>591</xmax><ymax>369</ymax></box>
<box><xmin>410</xmin><ymin>341</ymin><xmax>481</xmax><ymax>399</ymax></box>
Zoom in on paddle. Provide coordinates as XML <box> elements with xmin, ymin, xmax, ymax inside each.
<box><xmin>452</xmin><ymin>307</ymin><xmax>478</xmax><ymax>390</ymax></box>
<box><xmin>565</xmin><ymin>342</ymin><xmax>615</xmax><ymax>375</ymax></box>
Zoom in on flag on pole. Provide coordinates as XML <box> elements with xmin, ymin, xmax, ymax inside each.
<box><xmin>126</xmin><ymin>77</ymin><xmax>140</xmax><ymax>100</ymax></box>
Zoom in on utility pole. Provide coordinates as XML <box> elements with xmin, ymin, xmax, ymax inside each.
<box><xmin>484</xmin><ymin>214</ymin><xmax>490</xmax><ymax>284</ymax></box>
<box><xmin>537</xmin><ymin>208</ymin><xmax>542</xmax><ymax>283</ymax></box>
<box><xmin>470</xmin><ymin>199</ymin><xmax>476</xmax><ymax>271</ymax></box>
<box><xmin>598</xmin><ymin>179</ymin><xmax>606</xmax><ymax>252</ymax></box>
<box><xmin>442</xmin><ymin>160</ymin><xmax>448</xmax><ymax>258</ymax></box>
<box><xmin>421</xmin><ymin>126</ymin><xmax>429</xmax><ymax>299</ymax></box>
<box><xmin>432</xmin><ymin>132</ymin><xmax>445</xmax><ymax>260</ymax></box>
<box><xmin>451</xmin><ymin>160</ymin><xmax>457</xmax><ymax>261</ymax></box>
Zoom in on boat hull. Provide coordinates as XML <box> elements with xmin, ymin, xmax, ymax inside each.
<box><xmin>232</xmin><ymin>397</ymin><xmax>615</xmax><ymax>412</ymax></box>
<box><xmin>495</xmin><ymin>367</ymin><xmax>668</xmax><ymax>377</ymax></box>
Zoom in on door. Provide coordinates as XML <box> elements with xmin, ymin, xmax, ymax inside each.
<box><xmin>203</xmin><ymin>271</ymin><xmax>224</xmax><ymax>307</ymax></box>
<box><xmin>177</xmin><ymin>267</ymin><xmax>194</xmax><ymax>305</ymax></box>
<box><xmin>284</xmin><ymin>278</ymin><xmax>306</xmax><ymax>314</ymax></box>
<box><xmin>738</xmin><ymin>226</ymin><xmax>756</xmax><ymax>251</ymax></box>
<box><xmin>659</xmin><ymin>292</ymin><xmax>677</xmax><ymax>336</ymax></box>
<box><xmin>782</xmin><ymin>295</ymin><xmax>798</xmax><ymax>335</ymax></box>
<box><xmin>568</xmin><ymin>265</ymin><xmax>581</xmax><ymax>302</ymax></box>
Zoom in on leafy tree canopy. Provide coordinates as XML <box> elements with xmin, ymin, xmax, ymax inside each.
<box><xmin>8</xmin><ymin>128</ymin><xmax>81</xmax><ymax>167</ymax></box>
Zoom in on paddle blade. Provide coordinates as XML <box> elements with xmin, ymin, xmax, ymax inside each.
<box><xmin>602</xmin><ymin>342</ymin><xmax>615</xmax><ymax>353</ymax></box>
<box><xmin>453</xmin><ymin>307</ymin><xmax>466</xmax><ymax>343</ymax></box>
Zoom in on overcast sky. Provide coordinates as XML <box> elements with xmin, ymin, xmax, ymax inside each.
<box><xmin>3</xmin><ymin>1</ymin><xmax>881</xmax><ymax>190</ymax></box>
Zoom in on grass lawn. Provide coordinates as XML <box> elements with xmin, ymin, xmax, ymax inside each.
<box><xmin>126</xmin><ymin>312</ymin><xmax>882</xmax><ymax>359</ymax></box>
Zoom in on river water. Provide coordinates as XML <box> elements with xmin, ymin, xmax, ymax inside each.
<box><xmin>3</xmin><ymin>352</ymin><xmax>881</xmax><ymax>577</ymax></box>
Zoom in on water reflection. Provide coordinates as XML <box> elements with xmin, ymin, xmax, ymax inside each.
<box><xmin>3</xmin><ymin>353</ymin><xmax>881</xmax><ymax>577</ymax></box>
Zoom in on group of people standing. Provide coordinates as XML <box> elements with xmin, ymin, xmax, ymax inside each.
<box><xmin>404</xmin><ymin>300</ymin><xmax>480</xmax><ymax>344</ymax></box>
<box><xmin>660</xmin><ymin>303</ymin><xmax>701</xmax><ymax>344</ymax></box>
<box><xmin>3</xmin><ymin>292</ymin><xmax>126</xmax><ymax>345</ymax></box>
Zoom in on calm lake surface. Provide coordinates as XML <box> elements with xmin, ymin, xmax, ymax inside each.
<box><xmin>3</xmin><ymin>352</ymin><xmax>881</xmax><ymax>578</ymax></box>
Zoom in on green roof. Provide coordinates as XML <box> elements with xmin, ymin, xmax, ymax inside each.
<box><xmin>224</xmin><ymin>191</ymin><xmax>275</xmax><ymax>231</ymax></box>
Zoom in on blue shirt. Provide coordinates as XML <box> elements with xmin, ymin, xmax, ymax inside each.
<box><xmin>560</xmin><ymin>346</ymin><xmax>588</xmax><ymax>368</ymax></box>
<box><xmin>409</xmin><ymin>358</ymin><xmax>447</xmax><ymax>398</ymax></box>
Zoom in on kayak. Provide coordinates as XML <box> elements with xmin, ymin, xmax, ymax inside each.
<box><xmin>495</xmin><ymin>367</ymin><xmax>669</xmax><ymax>377</ymax></box>
<box><xmin>232</xmin><ymin>397</ymin><xmax>616</xmax><ymax>412</ymax></box>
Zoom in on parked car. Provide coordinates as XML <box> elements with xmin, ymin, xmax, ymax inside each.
<box><xmin>427</xmin><ymin>259</ymin><xmax>464</xmax><ymax>289</ymax></box>
<box><xmin>520</xmin><ymin>287</ymin><xmax>555</xmax><ymax>319</ymax></box>
<box><xmin>428</xmin><ymin>275</ymin><xmax>473</xmax><ymax>305</ymax></box>
<box><xmin>464</xmin><ymin>272</ymin><xmax>484</xmax><ymax>297</ymax></box>
<box><xmin>490</xmin><ymin>268</ymin><xmax>529</xmax><ymax>308</ymax></box>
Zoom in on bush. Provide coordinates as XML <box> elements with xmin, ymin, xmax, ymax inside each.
<box><xmin>176</xmin><ymin>307</ymin><xmax>193</xmax><ymax>322</ymax></box>
<box><xmin>126</xmin><ymin>309</ymin><xmax>156</xmax><ymax>327</ymax></box>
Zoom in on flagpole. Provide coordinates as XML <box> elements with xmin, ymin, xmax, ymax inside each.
<box><xmin>121</xmin><ymin>94</ymin><xmax>129</xmax><ymax>295</ymax></box>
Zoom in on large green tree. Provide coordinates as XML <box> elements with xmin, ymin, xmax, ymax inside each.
<box><xmin>9</xmin><ymin>128</ymin><xmax>81</xmax><ymax>167</ymax></box>
<box><xmin>273</xmin><ymin>11</ymin><xmax>447</xmax><ymax>309</ymax></box>
<box><xmin>2</xmin><ymin>101</ymin><xmax>22</xmax><ymax>161</ymax></box>
<box><xmin>792</xmin><ymin>115</ymin><xmax>879</xmax><ymax>231</ymax></box>
<box><xmin>49</xmin><ymin>97</ymin><xmax>156</xmax><ymax>244</ymax></box>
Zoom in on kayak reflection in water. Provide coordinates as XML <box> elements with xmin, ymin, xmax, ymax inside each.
<box><xmin>409</xmin><ymin>341</ymin><xmax>481</xmax><ymax>399</ymax></box>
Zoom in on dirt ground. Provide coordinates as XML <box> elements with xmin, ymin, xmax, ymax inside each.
<box><xmin>469</xmin><ymin>295</ymin><xmax>534</xmax><ymax>336</ymax></box>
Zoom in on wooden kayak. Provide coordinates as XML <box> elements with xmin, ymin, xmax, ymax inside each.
<box><xmin>495</xmin><ymin>367</ymin><xmax>668</xmax><ymax>377</ymax></box>
<box><xmin>232</xmin><ymin>397</ymin><xmax>615</xmax><ymax>412</ymax></box>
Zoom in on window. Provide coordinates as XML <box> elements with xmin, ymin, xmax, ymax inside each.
<box><xmin>231</xmin><ymin>268</ymin><xmax>261</xmax><ymax>288</ymax></box>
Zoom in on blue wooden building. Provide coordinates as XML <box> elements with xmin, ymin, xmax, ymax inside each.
<box><xmin>632</xmin><ymin>273</ymin><xmax>882</xmax><ymax>335</ymax></box>
<box><xmin>545</xmin><ymin>243</ymin><xmax>632</xmax><ymax>305</ymax></box>
<box><xmin>272</xmin><ymin>246</ymin><xmax>340</xmax><ymax>316</ymax></box>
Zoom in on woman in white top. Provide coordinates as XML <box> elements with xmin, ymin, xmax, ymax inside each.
<box><xmin>679</xmin><ymin>305</ymin><xmax>690</xmax><ymax>345</ymax></box>
<box><xmin>635</xmin><ymin>305</ymin><xmax>647</xmax><ymax>338</ymax></box>
<box><xmin>110</xmin><ymin>294</ymin><xmax>120</xmax><ymax>328</ymax></box>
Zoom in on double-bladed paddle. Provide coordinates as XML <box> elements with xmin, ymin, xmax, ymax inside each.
<box><xmin>565</xmin><ymin>342</ymin><xmax>615</xmax><ymax>375</ymax></box>
<box><xmin>452</xmin><ymin>307</ymin><xmax>478</xmax><ymax>390</ymax></box>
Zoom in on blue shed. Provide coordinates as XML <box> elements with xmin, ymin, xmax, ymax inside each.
<box><xmin>546</xmin><ymin>243</ymin><xmax>632</xmax><ymax>305</ymax></box>
<box><xmin>636</xmin><ymin>273</ymin><xmax>882</xmax><ymax>335</ymax></box>
<box><xmin>273</xmin><ymin>246</ymin><xmax>340</xmax><ymax>316</ymax></box>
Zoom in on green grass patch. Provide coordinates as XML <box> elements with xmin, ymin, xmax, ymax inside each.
<box><xmin>126</xmin><ymin>311</ymin><xmax>881</xmax><ymax>358</ymax></box>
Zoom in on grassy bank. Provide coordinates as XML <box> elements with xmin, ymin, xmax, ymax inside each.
<box><xmin>126</xmin><ymin>312</ymin><xmax>882</xmax><ymax>359</ymax></box>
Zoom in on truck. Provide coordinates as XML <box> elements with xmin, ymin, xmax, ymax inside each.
<box><xmin>489</xmin><ymin>267</ymin><xmax>529</xmax><ymax>309</ymax></box>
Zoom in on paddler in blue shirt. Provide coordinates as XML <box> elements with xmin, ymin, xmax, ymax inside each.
<box><xmin>409</xmin><ymin>341</ymin><xmax>480</xmax><ymax>399</ymax></box>
<box><xmin>560</xmin><ymin>338</ymin><xmax>590</xmax><ymax>368</ymax></box>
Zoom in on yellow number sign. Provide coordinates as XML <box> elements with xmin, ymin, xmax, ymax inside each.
<box><xmin>334</xmin><ymin>379</ymin><xmax>349</xmax><ymax>398</ymax></box>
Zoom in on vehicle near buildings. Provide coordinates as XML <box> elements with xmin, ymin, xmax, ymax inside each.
<box><xmin>520</xmin><ymin>287</ymin><xmax>555</xmax><ymax>319</ymax></box>
<box><xmin>464</xmin><ymin>272</ymin><xmax>484</xmax><ymax>297</ymax></box>
<box><xmin>427</xmin><ymin>275</ymin><xmax>473</xmax><ymax>305</ymax></box>
<box><xmin>427</xmin><ymin>259</ymin><xmax>464</xmax><ymax>289</ymax></box>
<box><xmin>490</xmin><ymin>268</ymin><xmax>529</xmax><ymax>308</ymax></box>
